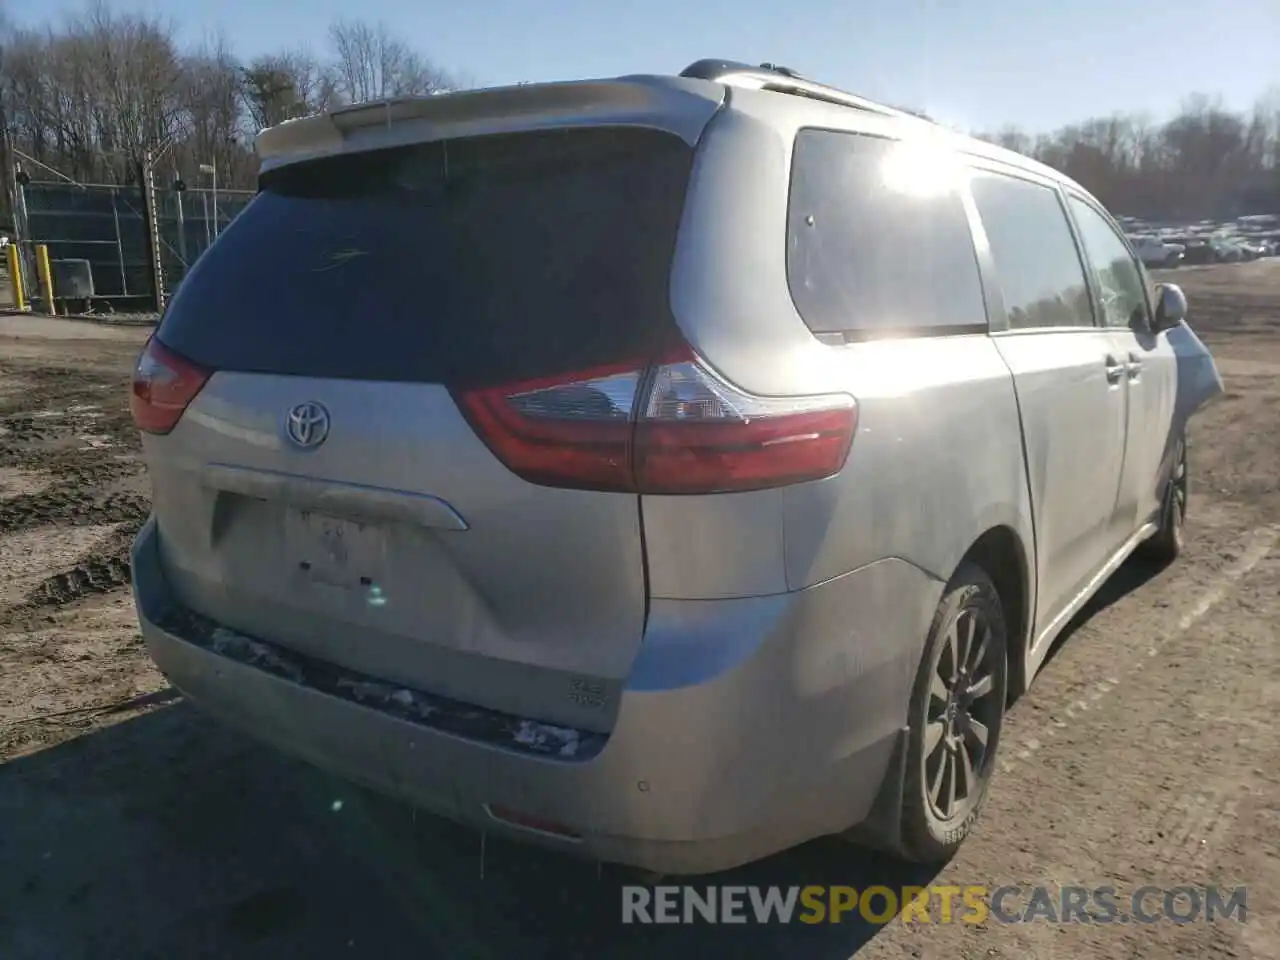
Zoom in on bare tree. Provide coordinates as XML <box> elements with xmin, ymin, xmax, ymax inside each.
<box><xmin>974</xmin><ymin>92</ymin><xmax>1280</xmax><ymax>218</ymax></box>
<box><xmin>0</xmin><ymin>0</ymin><xmax>1274</xmax><ymax>223</ymax></box>
<box><xmin>241</xmin><ymin>50</ymin><xmax>335</xmax><ymax>131</ymax></box>
<box><xmin>77</xmin><ymin>2</ymin><xmax>185</xmax><ymax>180</ymax></box>
<box><xmin>175</xmin><ymin>35</ymin><xmax>249</xmax><ymax>188</ymax></box>
<box><xmin>327</xmin><ymin>18</ymin><xmax>454</xmax><ymax>104</ymax></box>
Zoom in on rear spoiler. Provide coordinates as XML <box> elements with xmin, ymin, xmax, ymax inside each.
<box><xmin>255</xmin><ymin>76</ymin><xmax>726</xmax><ymax>173</ymax></box>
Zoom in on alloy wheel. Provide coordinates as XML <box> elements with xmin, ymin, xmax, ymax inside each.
<box><xmin>923</xmin><ymin>606</ymin><xmax>1001</xmax><ymax>823</ymax></box>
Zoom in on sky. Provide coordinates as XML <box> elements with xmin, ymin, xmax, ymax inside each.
<box><xmin>11</xmin><ymin>0</ymin><xmax>1280</xmax><ymax>133</ymax></box>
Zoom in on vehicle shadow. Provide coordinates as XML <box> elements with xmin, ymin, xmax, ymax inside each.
<box><xmin>0</xmin><ymin>702</ymin><xmax>941</xmax><ymax>960</ymax></box>
<box><xmin>1036</xmin><ymin>550</ymin><xmax>1167</xmax><ymax>675</ymax></box>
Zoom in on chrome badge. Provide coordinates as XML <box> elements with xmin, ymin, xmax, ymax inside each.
<box><xmin>285</xmin><ymin>401</ymin><xmax>331</xmax><ymax>449</ymax></box>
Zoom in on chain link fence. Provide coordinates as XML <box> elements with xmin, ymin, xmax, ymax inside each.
<box><xmin>154</xmin><ymin>185</ymin><xmax>254</xmax><ymax>291</ymax></box>
<box><xmin>8</xmin><ymin>171</ymin><xmax>253</xmax><ymax>315</ymax></box>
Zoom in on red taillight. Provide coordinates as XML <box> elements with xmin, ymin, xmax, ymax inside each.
<box><xmin>455</xmin><ymin>360</ymin><xmax>643</xmax><ymax>490</ymax></box>
<box><xmin>129</xmin><ymin>336</ymin><xmax>212</xmax><ymax>435</ymax></box>
<box><xmin>453</xmin><ymin>342</ymin><xmax>856</xmax><ymax>494</ymax></box>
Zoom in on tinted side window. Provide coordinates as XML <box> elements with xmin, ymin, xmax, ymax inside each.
<box><xmin>970</xmin><ymin>172</ymin><xmax>1095</xmax><ymax>330</ymax></box>
<box><xmin>787</xmin><ymin>130</ymin><xmax>986</xmax><ymax>336</ymax></box>
<box><xmin>1067</xmin><ymin>196</ymin><xmax>1151</xmax><ymax>330</ymax></box>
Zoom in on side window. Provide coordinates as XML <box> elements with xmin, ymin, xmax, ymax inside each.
<box><xmin>969</xmin><ymin>172</ymin><xmax>1095</xmax><ymax>330</ymax></box>
<box><xmin>786</xmin><ymin>130</ymin><xmax>987</xmax><ymax>336</ymax></box>
<box><xmin>1067</xmin><ymin>196</ymin><xmax>1151</xmax><ymax>330</ymax></box>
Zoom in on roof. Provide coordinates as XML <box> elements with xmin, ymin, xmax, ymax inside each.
<box><xmin>254</xmin><ymin>59</ymin><xmax>1092</xmax><ymax>202</ymax></box>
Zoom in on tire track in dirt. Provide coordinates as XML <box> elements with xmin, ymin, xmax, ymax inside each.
<box><xmin>25</xmin><ymin>553</ymin><xmax>133</xmax><ymax>608</ymax></box>
<box><xmin>0</xmin><ymin>467</ymin><xmax>52</xmax><ymax>498</ymax></box>
<box><xmin>0</xmin><ymin>378</ymin><xmax>147</xmax><ymax>629</ymax></box>
<box><xmin>0</xmin><ymin>524</ymin><xmax>140</xmax><ymax>625</ymax></box>
<box><xmin>0</xmin><ymin>486</ymin><xmax>148</xmax><ymax>535</ymax></box>
<box><xmin>0</xmin><ymin>359</ymin><xmax>148</xmax><ymax>623</ymax></box>
<box><xmin>0</xmin><ymin>525</ymin><xmax>124</xmax><ymax>610</ymax></box>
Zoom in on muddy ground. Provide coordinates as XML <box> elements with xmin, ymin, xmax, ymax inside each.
<box><xmin>1</xmin><ymin>262</ymin><xmax>1279</xmax><ymax>959</ymax></box>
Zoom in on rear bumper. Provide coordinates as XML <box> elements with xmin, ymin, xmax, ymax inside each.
<box><xmin>132</xmin><ymin>516</ymin><xmax>941</xmax><ymax>875</ymax></box>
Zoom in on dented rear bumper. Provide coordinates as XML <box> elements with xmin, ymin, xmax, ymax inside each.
<box><xmin>132</xmin><ymin>515</ymin><xmax>937</xmax><ymax>874</ymax></box>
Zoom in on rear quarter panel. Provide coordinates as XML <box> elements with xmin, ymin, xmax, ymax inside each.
<box><xmin>656</xmin><ymin>91</ymin><xmax>1035</xmax><ymax>598</ymax></box>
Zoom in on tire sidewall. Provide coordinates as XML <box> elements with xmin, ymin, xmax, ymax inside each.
<box><xmin>1146</xmin><ymin>436</ymin><xmax>1187</xmax><ymax>562</ymax></box>
<box><xmin>901</xmin><ymin>564</ymin><xmax>1009</xmax><ymax>862</ymax></box>
<box><xmin>1168</xmin><ymin>438</ymin><xmax>1187</xmax><ymax>550</ymax></box>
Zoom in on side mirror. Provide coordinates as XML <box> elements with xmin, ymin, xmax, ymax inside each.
<box><xmin>1153</xmin><ymin>282</ymin><xmax>1187</xmax><ymax>332</ymax></box>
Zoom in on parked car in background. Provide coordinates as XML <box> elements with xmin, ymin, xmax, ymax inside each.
<box><xmin>1210</xmin><ymin>238</ymin><xmax>1243</xmax><ymax>263</ymax></box>
<box><xmin>128</xmin><ymin>58</ymin><xmax>1226</xmax><ymax>875</ymax></box>
<box><xmin>1180</xmin><ymin>239</ymin><xmax>1217</xmax><ymax>265</ymax></box>
<box><xmin>1130</xmin><ymin>235</ymin><xmax>1184</xmax><ymax>268</ymax></box>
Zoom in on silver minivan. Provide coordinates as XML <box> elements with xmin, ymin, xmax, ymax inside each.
<box><xmin>129</xmin><ymin>60</ymin><xmax>1224</xmax><ymax>874</ymax></box>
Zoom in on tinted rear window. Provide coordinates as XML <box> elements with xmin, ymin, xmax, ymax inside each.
<box><xmin>786</xmin><ymin>129</ymin><xmax>987</xmax><ymax>337</ymax></box>
<box><xmin>158</xmin><ymin>127</ymin><xmax>695</xmax><ymax>388</ymax></box>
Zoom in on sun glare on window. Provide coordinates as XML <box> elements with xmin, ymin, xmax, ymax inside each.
<box><xmin>880</xmin><ymin>140</ymin><xmax>962</xmax><ymax>198</ymax></box>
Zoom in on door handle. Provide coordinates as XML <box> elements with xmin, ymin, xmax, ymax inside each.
<box><xmin>1104</xmin><ymin>355</ymin><xmax>1125</xmax><ymax>384</ymax></box>
<box><xmin>1126</xmin><ymin>352</ymin><xmax>1142</xmax><ymax>380</ymax></box>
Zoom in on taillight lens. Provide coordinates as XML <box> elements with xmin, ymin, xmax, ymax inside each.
<box><xmin>130</xmin><ymin>336</ymin><xmax>212</xmax><ymax>435</ymax></box>
<box><xmin>454</xmin><ymin>342</ymin><xmax>856</xmax><ymax>494</ymax></box>
<box><xmin>635</xmin><ymin>346</ymin><xmax>856</xmax><ymax>493</ymax></box>
<box><xmin>455</xmin><ymin>360</ymin><xmax>642</xmax><ymax>490</ymax></box>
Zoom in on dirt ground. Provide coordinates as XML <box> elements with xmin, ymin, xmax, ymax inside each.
<box><xmin>1</xmin><ymin>262</ymin><xmax>1278</xmax><ymax>959</ymax></box>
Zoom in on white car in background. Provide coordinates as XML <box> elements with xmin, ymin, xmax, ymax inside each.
<box><xmin>1129</xmin><ymin>236</ymin><xmax>1185</xmax><ymax>268</ymax></box>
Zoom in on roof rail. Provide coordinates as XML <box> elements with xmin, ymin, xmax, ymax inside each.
<box><xmin>678</xmin><ymin>59</ymin><xmax>925</xmax><ymax>123</ymax></box>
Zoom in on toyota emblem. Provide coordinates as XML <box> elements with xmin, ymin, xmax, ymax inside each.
<box><xmin>285</xmin><ymin>401</ymin><xmax>331</xmax><ymax>449</ymax></box>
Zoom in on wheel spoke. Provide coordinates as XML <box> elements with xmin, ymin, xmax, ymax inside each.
<box><xmin>941</xmin><ymin>622</ymin><xmax>959</xmax><ymax>681</ymax></box>
<box><xmin>965</xmin><ymin>715</ymin><xmax>990</xmax><ymax>751</ymax></box>
<box><xmin>965</xmin><ymin>673</ymin><xmax>994</xmax><ymax>701</ymax></box>
<box><xmin>957</xmin><ymin>613</ymin><xmax>976</xmax><ymax>671</ymax></box>
<box><xmin>944</xmin><ymin>750</ymin><xmax>957</xmax><ymax>816</ymax></box>
<box><xmin>957</xmin><ymin>736</ymin><xmax>975</xmax><ymax>799</ymax></box>
<box><xmin>924</xmin><ymin>720</ymin><xmax>946</xmax><ymax>756</ymax></box>
<box><xmin>966</xmin><ymin>625</ymin><xmax>989</xmax><ymax>676</ymax></box>
<box><xmin>928</xmin><ymin>746</ymin><xmax>948</xmax><ymax>805</ymax></box>
<box><xmin>930</xmin><ymin>671</ymin><xmax>949</xmax><ymax>706</ymax></box>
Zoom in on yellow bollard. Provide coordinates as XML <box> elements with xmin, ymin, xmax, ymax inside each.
<box><xmin>5</xmin><ymin>243</ymin><xmax>25</xmax><ymax>311</ymax></box>
<box><xmin>35</xmin><ymin>244</ymin><xmax>55</xmax><ymax>315</ymax></box>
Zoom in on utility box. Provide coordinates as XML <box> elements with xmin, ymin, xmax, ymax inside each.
<box><xmin>51</xmin><ymin>259</ymin><xmax>95</xmax><ymax>300</ymax></box>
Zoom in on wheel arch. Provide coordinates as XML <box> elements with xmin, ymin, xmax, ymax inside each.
<box><xmin>846</xmin><ymin>523</ymin><xmax>1034</xmax><ymax>856</ymax></box>
<box><xmin>955</xmin><ymin>525</ymin><xmax>1033</xmax><ymax>701</ymax></box>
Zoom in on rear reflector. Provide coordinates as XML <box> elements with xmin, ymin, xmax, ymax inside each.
<box><xmin>485</xmin><ymin>804</ymin><xmax>583</xmax><ymax>841</ymax></box>
<box><xmin>130</xmin><ymin>336</ymin><xmax>213</xmax><ymax>435</ymax></box>
<box><xmin>454</xmin><ymin>341</ymin><xmax>856</xmax><ymax>494</ymax></box>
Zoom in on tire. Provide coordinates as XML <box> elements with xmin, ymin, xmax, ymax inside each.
<box><xmin>897</xmin><ymin>562</ymin><xmax>1008</xmax><ymax>863</ymax></box>
<box><xmin>1139</xmin><ymin>437</ymin><xmax>1187</xmax><ymax>565</ymax></box>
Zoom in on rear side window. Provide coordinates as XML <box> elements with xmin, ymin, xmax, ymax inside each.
<box><xmin>786</xmin><ymin>130</ymin><xmax>986</xmax><ymax>337</ymax></box>
<box><xmin>157</xmin><ymin>127</ymin><xmax>695</xmax><ymax>388</ymax></box>
<box><xmin>969</xmin><ymin>172</ymin><xmax>1096</xmax><ymax>330</ymax></box>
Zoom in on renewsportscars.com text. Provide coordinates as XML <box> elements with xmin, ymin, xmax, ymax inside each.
<box><xmin>621</xmin><ymin>884</ymin><xmax>1247</xmax><ymax>925</ymax></box>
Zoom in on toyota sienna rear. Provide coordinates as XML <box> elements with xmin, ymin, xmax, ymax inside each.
<box><xmin>131</xmin><ymin>60</ymin><xmax>1223</xmax><ymax>874</ymax></box>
